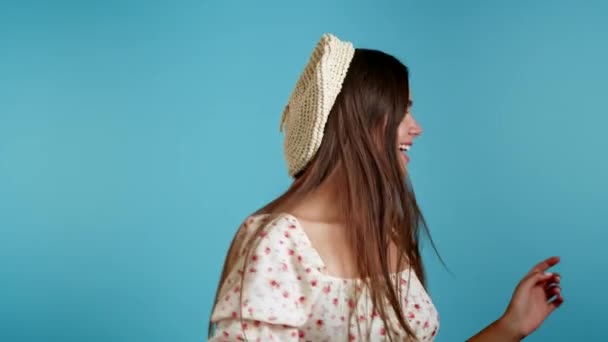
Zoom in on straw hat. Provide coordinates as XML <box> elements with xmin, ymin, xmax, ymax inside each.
<box><xmin>279</xmin><ymin>33</ymin><xmax>355</xmax><ymax>178</ymax></box>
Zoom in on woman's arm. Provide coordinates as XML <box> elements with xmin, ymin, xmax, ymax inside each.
<box><xmin>466</xmin><ymin>256</ymin><xmax>563</xmax><ymax>341</ymax></box>
<box><xmin>466</xmin><ymin>317</ymin><xmax>522</xmax><ymax>342</ymax></box>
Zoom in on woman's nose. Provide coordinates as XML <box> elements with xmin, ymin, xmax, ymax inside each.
<box><xmin>409</xmin><ymin>119</ymin><xmax>423</xmax><ymax>137</ymax></box>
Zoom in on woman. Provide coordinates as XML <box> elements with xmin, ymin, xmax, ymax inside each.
<box><xmin>208</xmin><ymin>33</ymin><xmax>563</xmax><ymax>341</ymax></box>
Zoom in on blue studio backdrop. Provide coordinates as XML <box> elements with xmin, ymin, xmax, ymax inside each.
<box><xmin>1</xmin><ymin>1</ymin><xmax>606</xmax><ymax>341</ymax></box>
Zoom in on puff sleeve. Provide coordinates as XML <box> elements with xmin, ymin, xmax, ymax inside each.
<box><xmin>209</xmin><ymin>214</ymin><xmax>324</xmax><ymax>341</ymax></box>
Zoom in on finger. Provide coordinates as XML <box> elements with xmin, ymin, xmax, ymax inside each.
<box><xmin>540</xmin><ymin>273</ymin><xmax>561</xmax><ymax>286</ymax></box>
<box><xmin>521</xmin><ymin>271</ymin><xmax>555</xmax><ymax>290</ymax></box>
<box><xmin>548</xmin><ymin>294</ymin><xmax>564</xmax><ymax>312</ymax></box>
<box><xmin>527</xmin><ymin>256</ymin><xmax>560</xmax><ymax>276</ymax></box>
<box><xmin>545</xmin><ymin>285</ymin><xmax>561</xmax><ymax>300</ymax></box>
<box><xmin>551</xmin><ymin>294</ymin><xmax>564</xmax><ymax>306</ymax></box>
<box><xmin>540</xmin><ymin>290</ymin><xmax>564</xmax><ymax>317</ymax></box>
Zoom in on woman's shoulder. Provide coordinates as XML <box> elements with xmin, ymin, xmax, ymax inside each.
<box><xmin>231</xmin><ymin>211</ymin><xmax>324</xmax><ymax>267</ymax></box>
<box><xmin>237</xmin><ymin>212</ymin><xmax>301</xmax><ymax>239</ymax></box>
<box><xmin>211</xmin><ymin>212</ymin><xmax>330</xmax><ymax>331</ymax></box>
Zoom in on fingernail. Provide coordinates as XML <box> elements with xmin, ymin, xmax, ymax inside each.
<box><xmin>544</xmin><ymin>272</ymin><xmax>554</xmax><ymax>276</ymax></box>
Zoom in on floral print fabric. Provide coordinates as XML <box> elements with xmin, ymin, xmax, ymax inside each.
<box><xmin>210</xmin><ymin>213</ymin><xmax>439</xmax><ymax>341</ymax></box>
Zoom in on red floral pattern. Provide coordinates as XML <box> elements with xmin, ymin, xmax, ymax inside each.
<box><xmin>210</xmin><ymin>214</ymin><xmax>440</xmax><ymax>341</ymax></box>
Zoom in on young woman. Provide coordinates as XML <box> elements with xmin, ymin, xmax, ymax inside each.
<box><xmin>207</xmin><ymin>33</ymin><xmax>563</xmax><ymax>341</ymax></box>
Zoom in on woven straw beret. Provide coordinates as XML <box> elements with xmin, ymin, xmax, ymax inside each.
<box><xmin>279</xmin><ymin>33</ymin><xmax>355</xmax><ymax>178</ymax></box>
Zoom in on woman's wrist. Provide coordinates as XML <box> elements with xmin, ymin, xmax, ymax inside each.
<box><xmin>495</xmin><ymin>314</ymin><xmax>525</xmax><ymax>341</ymax></box>
<box><xmin>466</xmin><ymin>315</ymin><xmax>524</xmax><ymax>342</ymax></box>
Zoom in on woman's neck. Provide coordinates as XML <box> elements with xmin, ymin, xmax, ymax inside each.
<box><xmin>286</xmin><ymin>169</ymin><xmax>346</xmax><ymax>224</ymax></box>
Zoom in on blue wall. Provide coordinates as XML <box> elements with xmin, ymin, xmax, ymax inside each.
<box><xmin>1</xmin><ymin>1</ymin><xmax>606</xmax><ymax>341</ymax></box>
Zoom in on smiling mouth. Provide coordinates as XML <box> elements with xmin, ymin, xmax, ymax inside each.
<box><xmin>398</xmin><ymin>143</ymin><xmax>411</xmax><ymax>153</ymax></box>
<box><xmin>398</xmin><ymin>143</ymin><xmax>411</xmax><ymax>162</ymax></box>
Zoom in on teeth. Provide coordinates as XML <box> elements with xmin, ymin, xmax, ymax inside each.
<box><xmin>399</xmin><ymin>144</ymin><xmax>411</xmax><ymax>152</ymax></box>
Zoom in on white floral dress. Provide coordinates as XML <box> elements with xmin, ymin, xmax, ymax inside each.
<box><xmin>209</xmin><ymin>213</ymin><xmax>440</xmax><ymax>341</ymax></box>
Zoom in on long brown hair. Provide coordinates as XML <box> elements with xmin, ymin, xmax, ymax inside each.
<box><xmin>209</xmin><ymin>48</ymin><xmax>442</xmax><ymax>341</ymax></box>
